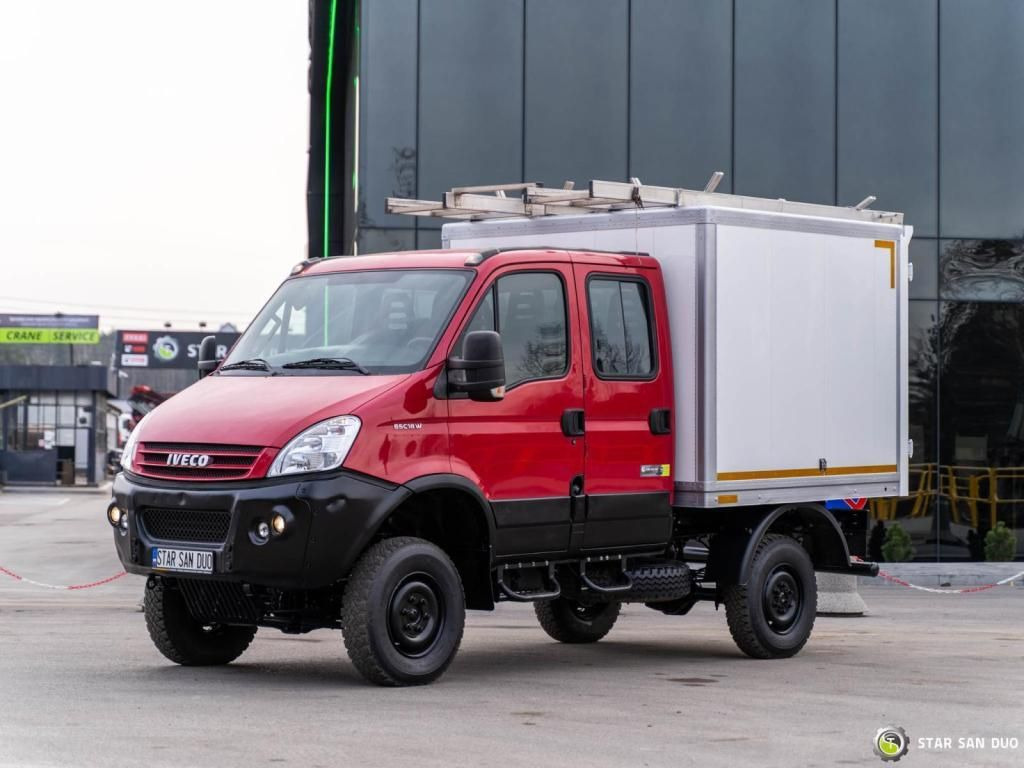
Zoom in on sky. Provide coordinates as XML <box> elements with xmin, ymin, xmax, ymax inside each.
<box><xmin>0</xmin><ymin>1</ymin><xmax>309</xmax><ymax>331</ymax></box>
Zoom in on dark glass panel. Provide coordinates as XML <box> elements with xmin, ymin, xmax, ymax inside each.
<box><xmin>938</xmin><ymin>302</ymin><xmax>1024</xmax><ymax>561</ymax></box>
<box><xmin>940</xmin><ymin>239</ymin><xmax>1024</xmax><ymax>302</ymax></box>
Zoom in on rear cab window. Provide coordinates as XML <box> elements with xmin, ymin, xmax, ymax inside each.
<box><xmin>586</xmin><ymin>276</ymin><xmax>656</xmax><ymax>379</ymax></box>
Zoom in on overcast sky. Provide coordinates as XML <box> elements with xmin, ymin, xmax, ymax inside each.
<box><xmin>0</xmin><ymin>2</ymin><xmax>308</xmax><ymax>331</ymax></box>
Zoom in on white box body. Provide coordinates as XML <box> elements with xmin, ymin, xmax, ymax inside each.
<box><xmin>444</xmin><ymin>206</ymin><xmax>911</xmax><ymax>508</ymax></box>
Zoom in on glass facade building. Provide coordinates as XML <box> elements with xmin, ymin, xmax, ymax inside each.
<box><xmin>349</xmin><ymin>0</ymin><xmax>1024</xmax><ymax>560</ymax></box>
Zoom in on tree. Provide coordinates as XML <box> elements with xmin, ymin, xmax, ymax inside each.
<box><xmin>881</xmin><ymin>523</ymin><xmax>915</xmax><ymax>562</ymax></box>
<box><xmin>984</xmin><ymin>521</ymin><xmax>1018</xmax><ymax>562</ymax></box>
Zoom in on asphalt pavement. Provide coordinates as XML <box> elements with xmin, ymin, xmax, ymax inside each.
<box><xmin>1</xmin><ymin>489</ymin><xmax>1021</xmax><ymax>768</ymax></box>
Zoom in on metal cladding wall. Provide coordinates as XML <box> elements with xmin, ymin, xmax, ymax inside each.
<box><xmin>328</xmin><ymin>0</ymin><xmax>1024</xmax><ymax>560</ymax></box>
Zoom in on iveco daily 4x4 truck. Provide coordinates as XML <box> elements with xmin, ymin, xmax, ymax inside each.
<box><xmin>109</xmin><ymin>178</ymin><xmax>906</xmax><ymax>686</ymax></box>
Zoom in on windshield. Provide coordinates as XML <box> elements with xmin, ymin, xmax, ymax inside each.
<box><xmin>223</xmin><ymin>269</ymin><xmax>472</xmax><ymax>374</ymax></box>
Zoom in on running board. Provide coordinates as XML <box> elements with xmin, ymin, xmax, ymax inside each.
<box><xmin>579</xmin><ymin>559</ymin><xmax>633</xmax><ymax>594</ymax></box>
<box><xmin>495</xmin><ymin>563</ymin><xmax>561</xmax><ymax>602</ymax></box>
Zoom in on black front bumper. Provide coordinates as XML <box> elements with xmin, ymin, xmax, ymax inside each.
<box><xmin>111</xmin><ymin>469</ymin><xmax>409</xmax><ymax>589</ymax></box>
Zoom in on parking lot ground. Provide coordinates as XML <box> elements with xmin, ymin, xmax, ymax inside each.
<box><xmin>1</xmin><ymin>490</ymin><xmax>1022</xmax><ymax>768</ymax></box>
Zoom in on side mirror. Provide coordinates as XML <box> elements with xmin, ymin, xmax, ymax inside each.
<box><xmin>197</xmin><ymin>335</ymin><xmax>220</xmax><ymax>378</ymax></box>
<box><xmin>448</xmin><ymin>330</ymin><xmax>505</xmax><ymax>402</ymax></box>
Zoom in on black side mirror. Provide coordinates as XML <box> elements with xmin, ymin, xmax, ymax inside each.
<box><xmin>448</xmin><ymin>330</ymin><xmax>505</xmax><ymax>402</ymax></box>
<box><xmin>197</xmin><ymin>335</ymin><xmax>220</xmax><ymax>378</ymax></box>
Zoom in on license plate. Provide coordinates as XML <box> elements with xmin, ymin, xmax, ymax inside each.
<box><xmin>151</xmin><ymin>547</ymin><xmax>214</xmax><ymax>574</ymax></box>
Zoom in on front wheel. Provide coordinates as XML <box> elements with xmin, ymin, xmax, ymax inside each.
<box><xmin>534</xmin><ymin>598</ymin><xmax>620</xmax><ymax>643</ymax></box>
<box><xmin>723</xmin><ymin>534</ymin><xmax>816</xmax><ymax>659</ymax></box>
<box><xmin>144</xmin><ymin>579</ymin><xmax>256</xmax><ymax>666</ymax></box>
<box><xmin>342</xmin><ymin>537</ymin><xmax>465</xmax><ymax>686</ymax></box>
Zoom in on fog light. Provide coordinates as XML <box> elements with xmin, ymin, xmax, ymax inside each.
<box><xmin>257</xmin><ymin>521</ymin><xmax>271</xmax><ymax>539</ymax></box>
<box><xmin>271</xmin><ymin>514</ymin><xmax>286</xmax><ymax>535</ymax></box>
<box><xmin>107</xmin><ymin>504</ymin><xmax>123</xmax><ymax>527</ymax></box>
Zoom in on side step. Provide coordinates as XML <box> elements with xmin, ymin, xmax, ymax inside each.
<box><xmin>496</xmin><ymin>563</ymin><xmax>561</xmax><ymax>602</ymax></box>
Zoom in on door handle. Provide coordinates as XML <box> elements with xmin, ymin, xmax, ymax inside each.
<box><xmin>649</xmin><ymin>408</ymin><xmax>671</xmax><ymax>435</ymax></box>
<box><xmin>561</xmin><ymin>409</ymin><xmax>585</xmax><ymax>437</ymax></box>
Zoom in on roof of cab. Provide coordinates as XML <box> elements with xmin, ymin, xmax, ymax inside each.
<box><xmin>296</xmin><ymin>247</ymin><xmax>655</xmax><ymax>277</ymax></box>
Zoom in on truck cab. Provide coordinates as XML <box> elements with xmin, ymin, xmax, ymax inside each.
<box><xmin>111</xmin><ymin>182</ymin><xmax>896</xmax><ymax>686</ymax></box>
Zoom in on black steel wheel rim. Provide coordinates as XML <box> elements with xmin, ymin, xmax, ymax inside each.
<box><xmin>387</xmin><ymin>572</ymin><xmax>445</xmax><ymax>658</ymax></box>
<box><xmin>761</xmin><ymin>566</ymin><xmax>802</xmax><ymax>634</ymax></box>
<box><xmin>570</xmin><ymin>601</ymin><xmax>604</xmax><ymax>622</ymax></box>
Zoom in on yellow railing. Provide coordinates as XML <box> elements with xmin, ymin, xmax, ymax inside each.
<box><xmin>871</xmin><ymin>463</ymin><xmax>1024</xmax><ymax>529</ymax></box>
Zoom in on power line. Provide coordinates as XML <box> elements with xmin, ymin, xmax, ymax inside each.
<box><xmin>0</xmin><ymin>295</ymin><xmax>250</xmax><ymax>319</ymax></box>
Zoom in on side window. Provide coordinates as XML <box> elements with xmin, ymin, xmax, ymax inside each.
<box><xmin>588</xmin><ymin>277</ymin><xmax>654</xmax><ymax>378</ymax></box>
<box><xmin>456</xmin><ymin>272</ymin><xmax>568</xmax><ymax>388</ymax></box>
<box><xmin>498</xmin><ymin>273</ymin><xmax>567</xmax><ymax>387</ymax></box>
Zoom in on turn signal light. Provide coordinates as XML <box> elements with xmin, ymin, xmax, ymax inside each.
<box><xmin>271</xmin><ymin>514</ymin><xmax>287</xmax><ymax>535</ymax></box>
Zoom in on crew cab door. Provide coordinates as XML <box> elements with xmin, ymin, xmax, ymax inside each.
<box><xmin>572</xmin><ymin>262</ymin><xmax>674</xmax><ymax>551</ymax></box>
<box><xmin>447</xmin><ymin>265</ymin><xmax>584</xmax><ymax>558</ymax></box>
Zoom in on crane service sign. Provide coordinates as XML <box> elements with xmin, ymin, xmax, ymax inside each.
<box><xmin>0</xmin><ymin>313</ymin><xmax>100</xmax><ymax>344</ymax></box>
<box><xmin>116</xmin><ymin>330</ymin><xmax>240</xmax><ymax>369</ymax></box>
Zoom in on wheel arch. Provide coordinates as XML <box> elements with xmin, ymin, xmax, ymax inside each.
<box><xmin>708</xmin><ymin>504</ymin><xmax>852</xmax><ymax>588</ymax></box>
<box><xmin>373</xmin><ymin>474</ymin><xmax>496</xmax><ymax>610</ymax></box>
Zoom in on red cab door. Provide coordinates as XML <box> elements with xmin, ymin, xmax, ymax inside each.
<box><xmin>572</xmin><ymin>261</ymin><xmax>674</xmax><ymax>551</ymax></box>
<box><xmin>448</xmin><ymin>264</ymin><xmax>585</xmax><ymax>558</ymax></box>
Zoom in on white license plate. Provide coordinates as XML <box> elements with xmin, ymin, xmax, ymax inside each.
<box><xmin>151</xmin><ymin>547</ymin><xmax>214</xmax><ymax>574</ymax></box>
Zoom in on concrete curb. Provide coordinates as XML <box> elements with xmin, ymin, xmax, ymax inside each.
<box><xmin>816</xmin><ymin>573</ymin><xmax>867</xmax><ymax>615</ymax></box>
<box><xmin>858</xmin><ymin>563</ymin><xmax>1024</xmax><ymax>588</ymax></box>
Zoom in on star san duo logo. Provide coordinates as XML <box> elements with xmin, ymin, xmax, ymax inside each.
<box><xmin>874</xmin><ymin>726</ymin><xmax>910</xmax><ymax>762</ymax></box>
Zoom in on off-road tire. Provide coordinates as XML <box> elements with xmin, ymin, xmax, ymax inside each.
<box><xmin>342</xmin><ymin>537</ymin><xmax>465</xmax><ymax>686</ymax></box>
<box><xmin>723</xmin><ymin>534</ymin><xmax>817</xmax><ymax>659</ymax></box>
<box><xmin>534</xmin><ymin>598</ymin><xmax>620</xmax><ymax>643</ymax></box>
<box><xmin>144</xmin><ymin>579</ymin><xmax>256</xmax><ymax>666</ymax></box>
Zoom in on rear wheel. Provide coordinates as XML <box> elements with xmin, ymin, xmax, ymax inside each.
<box><xmin>534</xmin><ymin>598</ymin><xmax>620</xmax><ymax>644</ymax></box>
<box><xmin>342</xmin><ymin>537</ymin><xmax>465</xmax><ymax>686</ymax></box>
<box><xmin>723</xmin><ymin>534</ymin><xmax>816</xmax><ymax>659</ymax></box>
<box><xmin>144</xmin><ymin>579</ymin><xmax>256</xmax><ymax>666</ymax></box>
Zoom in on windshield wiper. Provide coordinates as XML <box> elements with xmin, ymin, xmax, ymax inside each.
<box><xmin>219</xmin><ymin>358</ymin><xmax>274</xmax><ymax>372</ymax></box>
<box><xmin>282</xmin><ymin>357</ymin><xmax>371</xmax><ymax>375</ymax></box>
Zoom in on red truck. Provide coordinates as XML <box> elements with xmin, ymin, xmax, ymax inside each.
<box><xmin>109</xmin><ymin>179</ymin><xmax>908</xmax><ymax>685</ymax></box>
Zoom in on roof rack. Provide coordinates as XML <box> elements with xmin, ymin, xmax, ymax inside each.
<box><xmin>386</xmin><ymin>173</ymin><xmax>903</xmax><ymax>225</ymax></box>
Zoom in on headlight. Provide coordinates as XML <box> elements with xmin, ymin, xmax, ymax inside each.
<box><xmin>120</xmin><ymin>414</ymin><xmax>150</xmax><ymax>473</ymax></box>
<box><xmin>268</xmin><ymin>416</ymin><xmax>361</xmax><ymax>477</ymax></box>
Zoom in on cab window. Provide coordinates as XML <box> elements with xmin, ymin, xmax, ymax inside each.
<box><xmin>458</xmin><ymin>272</ymin><xmax>568</xmax><ymax>388</ymax></box>
<box><xmin>587</xmin><ymin>277</ymin><xmax>655</xmax><ymax>378</ymax></box>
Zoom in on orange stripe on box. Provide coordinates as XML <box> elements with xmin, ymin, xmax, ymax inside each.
<box><xmin>717</xmin><ymin>464</ymin><xmax>898</xmax><ymax>482</ymax></box>
<box><xmin>875</xmin><ymin>239</ymin><xmax>896</xmax><ymax>289</ymax></box>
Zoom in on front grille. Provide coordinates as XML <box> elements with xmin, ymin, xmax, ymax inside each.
<box><xmin>139</xmin><ymin>508</ymin><xmax>231</xmax><ymax>544</ymax></box>
<box><xmin>135</xmin><ymin>443</ymin><xmax>264</xmax><ymax>481</ymax></box>
<box><xmin>178</xmin><ymin>579</ymin><xmax>261</xmax><ymax>625</ymax></box>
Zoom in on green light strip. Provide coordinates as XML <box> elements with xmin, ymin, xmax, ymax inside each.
<box><xmin>322</xmin><ymin>0</ymin><xmax>339</xmax><ymax>258</ymax></box>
